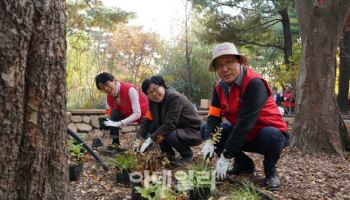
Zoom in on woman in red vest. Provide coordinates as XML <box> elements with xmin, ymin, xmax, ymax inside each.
<box><xmin>201</xmin><ymin>42</ymin><xmax>289</xmax><ymax>191</ymax></box>
<box><xmin>282</xmin><ymin>85</ymin><xmax>296</xmax><ymax>114</ymax></box>
<box><xmin>95</xmin><ymin>72</ymin><xmax>148</xmax><ymax>152</ymax></box>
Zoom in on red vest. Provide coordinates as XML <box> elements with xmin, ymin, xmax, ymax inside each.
<box><xmin>283</xmin><ymin>92</ymin><xmax>296</xmax><ymax>108</ymax></box>
<box><xmin>215</xmin><ymin>67</ymin><xmax>288</xmax><ymax>140</ymax></box>
<box><xmin>107</xmin><ymin>82</ymin><xmax>148</xmax><ymax>122</ymax></box>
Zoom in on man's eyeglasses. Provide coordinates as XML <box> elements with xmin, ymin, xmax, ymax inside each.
<box><xmin>147</xmin><ymin>86</ymin><xmax>160</xmax><ymax>96</ymax></box>
<box><xmin>215</xmin><ymin>59</ymin><xmax>237</xmax><ymax>70</ymax></box>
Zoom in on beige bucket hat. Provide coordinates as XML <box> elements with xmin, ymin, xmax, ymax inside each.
<box><xmin>208</xmin><ymin>42</ymin><xmax>248</xmax><ymax>72</ymax></box>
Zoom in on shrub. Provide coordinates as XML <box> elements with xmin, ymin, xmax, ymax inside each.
<box><xmin>68</xmin><ymin>139</ymin><xmax>85</xmax><ymax>164</ymax></box>
<box><xmin>110</xmin><ymin>152</ymin><xmax>139</xmax><ymax>170</ymax></box>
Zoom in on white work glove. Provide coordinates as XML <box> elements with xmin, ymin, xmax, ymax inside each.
<box><xmin>104</xmin><ymin>119</ymin><xmax>122</xmax><ymax>127</ymax></box>
<box><xmin>202</xmin><ymin>139</ymin><xmax>215</xmax><ymax>160</ymax></box>
<box><xmin>215</xmin><ymin>154</ymin><xmax>231</xmax><ymax>180</ymax></box>
<box><xmin>133</xmin><ymin>138</ymin><xmax>142</xmax><ymax>152</ymax></box>
<box><xmin>139</xmin><ymin>137</ymin><xmax>154</xmax><ymax>153</ymax></box>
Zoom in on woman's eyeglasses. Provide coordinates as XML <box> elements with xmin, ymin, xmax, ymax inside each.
<box><xmin>147</xmin><ymin>86</ymin><xmax>160</xmax><ymax>96</ymax></box>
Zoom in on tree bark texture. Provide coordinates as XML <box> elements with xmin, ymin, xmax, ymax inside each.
<box><xmin>337</xmin><ymin>15</ymin><xmax>350</xmax><ymax>113</ymax></box>
<box><xmin>292</xmin><ymin>0</ymin><xmax>350</xmax><ymax>155</ymax></box>
<box><xmin>0</xmin><ymin>1</ymin><xmax>67</xmax><ymax>199</ymax></box>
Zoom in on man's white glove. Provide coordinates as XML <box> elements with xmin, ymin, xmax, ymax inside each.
<box><xmin>202</xmin><ymin>139</ymin><xmax>215</xmax><ymax>160</ymax></box>
<box><xmin>215</xmin><ymin>154</ymin><xmax>231</xmax><ymax>180</ymax></box>
<box><xmin>104</xmin><ymin>119</ymin><xmax>122</xmax><ymax>127</ymax></box>
<box><xmin>139</xmin><ymin>137</ymin><xmax>154</xmax><ymax>153</ymax></box>
<box><xmin>133</xmin><ymin>139</ymin><xmax>142</xmax><ymax>152</ymax></box>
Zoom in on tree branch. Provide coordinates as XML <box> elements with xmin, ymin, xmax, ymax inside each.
<box><xmin>262</xmin><ymin>20</ymin><xmax>281</xmax><ymax>30</ymax></box>
<box><xmin>246</xmin><ymin>18</ymin><xmax>281</xmax><ymax>32</ymax></box>
<box><xmin>237</xmin><ymin>39</ymin><xmax>283</xmax><ymax>50</ymax></box>
<box><xmin>212</xmin><ymin>0</ymin><xmax>276</xmax><ymax>14</ymax></box>
<box><xmin>211</xmin><ymin>0</ymin><xmax>256</xmax><ymax>11</ymax></box>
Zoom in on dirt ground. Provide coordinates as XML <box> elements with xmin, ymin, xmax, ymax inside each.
<box><xmin>68</xmin><ymin>131</ymin><xmax>350</xmax><ymax>200</ymax></box>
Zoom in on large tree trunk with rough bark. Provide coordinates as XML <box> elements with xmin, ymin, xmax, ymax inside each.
<box><xmin>291</xmin><ymin>0</ymin><xmax>350</xmax><ymax>155</ymax></box>
<box><xmin>337</xmin><ymin>15</ymin><xmax>350</xmax><ymax>113</ymax></box>
<box><xmin>0</xmin><ymin>1</ymin><xmax>67</xmax><ymax>199</ymax></box>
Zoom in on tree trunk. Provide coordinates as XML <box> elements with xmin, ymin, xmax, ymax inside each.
<box><xmin>291</xmin><ymin>0</ymin><xmax>350</xmax><ymax>155</ymax></box>
<box><xmin>0</xmin><ymin>1</ymin><xmax>68</xmax><ymax>199</ymax></box>
<box><xmin>337</xmin><ymin>16</ymin><xmax>350</xmax><ymax>113</ymax></box>
<box><xmin>185</xmin><ymin>1</ymin><xmax>193</xmax><ymax>101</ymax></box>
<box><xmin>279</xmin><ymin>8</ymin><xmax>293</xmax><ymax>66</ymax></box>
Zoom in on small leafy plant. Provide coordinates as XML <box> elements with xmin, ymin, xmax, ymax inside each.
<box><xmin>68</xmin><ymin>139</ymin><xmax>85</xmax><ymax>164</ymax></box>
<box><xmin>142</xmin><ymin>149</ymin><xmax>169</xmax><ymax>171</ymax></box>
<box><xmin>181</xmin><ymin>161</ymin><xmax>215</xmax><ymax>199</ymax></box>
<box><xmin>192</xmin><ymin>162</ymin><xmax>215</xmax><ymax>189</ymax></box>
<box><xmin>135</xmin><ymin>182</ymin><xmax>180</xmax><ymax>200</ymax></box>
<box><xmin>110</xmin><ymin>149</ymin><xmax>169</xmax><ymax>170</ymax></box>
<box><xmin>110</xmin><ymin>151</ymin><xmax>140</xmax><ymax>170</ymax></box>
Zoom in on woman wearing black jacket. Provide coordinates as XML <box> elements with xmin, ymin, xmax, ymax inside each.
<box><xmin>134</xmin><ymin>76</ymin><xmax>202</xmax><ymax>166</ymax></box>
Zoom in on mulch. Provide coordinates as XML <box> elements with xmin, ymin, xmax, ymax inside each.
<box><xmin>68</xmin><ymin>132</ymin><xmax>350</xmax><ymax>200</ymax></box>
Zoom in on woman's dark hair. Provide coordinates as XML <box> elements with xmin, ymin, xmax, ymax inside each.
<box><xmin>141</xmin><ymin>75</ymin><xmax>167</xmax><ymax>94</ymax></box>
<box><xmin>95</xmin><ymin>72</ymin><xmax>115</xmax><ymax>90</ymax></box>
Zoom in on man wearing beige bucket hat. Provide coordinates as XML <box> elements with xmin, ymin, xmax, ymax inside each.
<box><xmin>200</xmin><ymin>42</ymin><xmax>289</xmax><ymax>191</ymax></box>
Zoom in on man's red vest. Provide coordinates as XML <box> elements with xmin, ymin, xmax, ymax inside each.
<box><xmin>107</xmin><ymin>82</ymin><xmax>148</xmax><ymax>122</ymax></box>
<box><xmin>215</xmin><ymin>67</ymin><xmax>288</xmax><ymax>140</ymax></box>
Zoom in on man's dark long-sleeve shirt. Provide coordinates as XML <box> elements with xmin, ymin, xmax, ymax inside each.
<box><xmin>204</xmin><ymin>70</ymin><xmax>269</xmax><ymax>158</ymax></box>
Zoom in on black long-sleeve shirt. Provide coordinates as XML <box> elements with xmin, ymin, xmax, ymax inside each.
<box><xmin>205</xmin><ymin>73</ymin><xmax>268</xmax><ymax>159</ymax></box>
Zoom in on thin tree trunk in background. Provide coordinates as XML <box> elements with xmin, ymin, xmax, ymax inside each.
<box><xmin>0</xmin><ymin>1</ymin><xmax>68</xmax><ymax>199</ymax></box>
<box><xmin>279</xmin><ymin>8</ymin><xmax>293</xmax><ymax>66</ymax></box>
<box><xmin>292</xmin><ymin>0</ymin><xmax>350</xmax><ymax>155</ymax></box>
<box><xmin>337</xmin><ymin>15</ymin><xmax>350</xmax><ymax>113</ymax></box>
<box><xmin>185</xmin><ymin>1</ymin><xmax>192</xmax><ymax>101</ymax></box>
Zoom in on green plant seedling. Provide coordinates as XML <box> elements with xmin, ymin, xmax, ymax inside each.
<box><xmin>68</xmin><ymin>139</ymin><xmax>85</xmax><ymax>164</ymax></box>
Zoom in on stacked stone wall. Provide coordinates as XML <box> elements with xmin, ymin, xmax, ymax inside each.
<box><xmin>67</xmin><ymin>109</ymin><xmax>350</xmax><ymax>139</ymax></box>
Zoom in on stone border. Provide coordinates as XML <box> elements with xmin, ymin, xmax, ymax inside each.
<box><xmin>66</xmin><ymin>109</ymin><xmax>301</xmax><ymax>139</ymax></box>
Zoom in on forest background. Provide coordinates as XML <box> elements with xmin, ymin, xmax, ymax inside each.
<box><xmin>67</xmin><ymin>0</ymin><xmax>307</xmax><ymax>110</ymax></box>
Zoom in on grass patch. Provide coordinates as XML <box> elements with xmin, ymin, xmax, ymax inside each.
<box><xmin>230</xmin><ymin>181</ymin><xmax>262</xmax><ymax>200</ymax></box>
